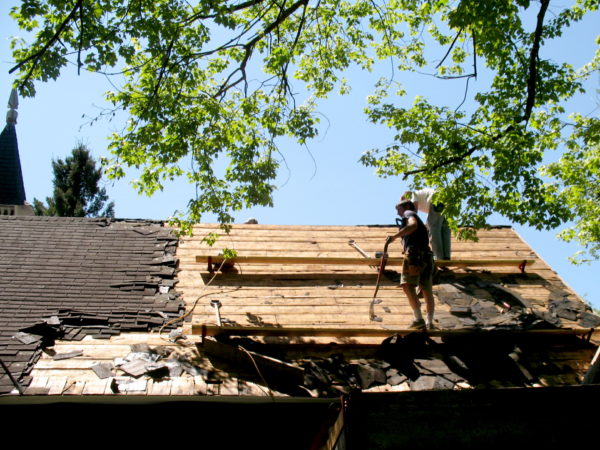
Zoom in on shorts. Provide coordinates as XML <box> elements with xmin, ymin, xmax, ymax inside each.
<box><xmin>400</xmin><ymin>249</ymin><xmax>434</xmax><ymax>290</ymax></box>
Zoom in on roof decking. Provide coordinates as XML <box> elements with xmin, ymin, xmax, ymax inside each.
<box><xmin>9</xmin><ymin>222</ymin><xmax>600</xmax><ymax>397</ymax></box>
<box><xmin>177</xmin><ymin>224</ymin><xmax>596</xmax><ymax>334</ymax></box>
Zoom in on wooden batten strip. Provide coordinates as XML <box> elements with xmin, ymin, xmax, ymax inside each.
<box><xmin>196</xmin><ymin>255</ymin><xmax>535</xmax><ymax>266</ymax></box>
<box><xmin>193</xmin><ymin>324</ymin><xmax>593</xmax><ymax>338</ymax></box>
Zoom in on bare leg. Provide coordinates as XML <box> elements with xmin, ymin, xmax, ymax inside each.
<box><xmin>402</xmin><ymin>283</ymin><xmax>423</xmax><ymax>320</ymax></box>
<box><xmin>421</xmin><ymin>286</ymin><xmax>435</xmax><ymax>326</ymax></box>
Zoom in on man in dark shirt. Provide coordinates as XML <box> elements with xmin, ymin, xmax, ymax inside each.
<box><xmin>386</xmin><ymin>200</ymin><xmax>435</xmax><ymax>329</ymax></box>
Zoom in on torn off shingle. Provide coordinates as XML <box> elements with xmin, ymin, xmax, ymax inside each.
<box><xmin>52</xmin><ymin>350</ymin><xmax>83</xmax><ymax>360</ymax></box>
<box><xmin>91</xmin><ymin>362</ymin><xmax>115</xmax><ymax>379</ymax></box>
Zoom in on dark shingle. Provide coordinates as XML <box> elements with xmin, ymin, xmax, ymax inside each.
<box><xmin>0</xmin><ymin>217</ymin><xmax>183</xmax><ymax>394</ymax></box>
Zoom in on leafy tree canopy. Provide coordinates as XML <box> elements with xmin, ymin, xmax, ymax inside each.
<box><xmin>34</xmin><ymin>144</ymin><xmax>115</xmax><ymax>217</ymax></box>
<box><xmin>7</xmin><ymin>0</ymin><xmax>600</xmax><ymax>258</ymax></box>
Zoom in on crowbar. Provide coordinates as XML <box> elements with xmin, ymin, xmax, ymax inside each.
<box><xmin>348</xmin><ymin>239</ymin><xmax>377</xmax><ymax>269</ymax></box>
<box><xmin>369</xmin><ymin>237</ymin><xmax>391</xmax><ymax>322</ymax></box>
<box><xmin>348</xmin><ymin>239</ymin><xmax>370</xmax><ymax>259</ymax></box>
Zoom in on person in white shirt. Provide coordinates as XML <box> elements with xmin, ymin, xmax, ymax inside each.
<box><xmin>402</xmin><ymin>188</ymin><xmax>451</xmax><ymax>261</ymax></box>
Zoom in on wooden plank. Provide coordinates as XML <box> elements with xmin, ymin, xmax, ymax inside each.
<box><xmin>186</xmin><ymin>223</ymin><xmax>520</xmax><ymax>235</ymax></box>
<box><xmin>82</xmin><ymin>379</ymin><xmax>110</xmax><ymax>395</ymax></box>
<box><xmin>170</xmin><ymin>377</ymin><xmax>196</xmax><ymax>395</ymax></box>
<box><xmin>327</xmin><ymin>409</ymin><xmax>347</xmax><ymax>450</ymax></box>
<box><xmin>179</xmin><ymin>236</ymin><xmax>531</xmax><ymax>245</ymax></box>
<box><xmin>181</xmin><ymin>283</ymin><xmax>556</xmax><ymax>294</ymax></box>
<box><xmin>582</xmin><ymin>346</ymin><xmax>600</xmax><ymax>384</ymax></box>
<box><xmin>187</xmin><ymin>235</ymin><xmax>527</xmax><ymax>245</ymax></box>
<box><xmin>191</xmin><ymin>314</ymin><xmax>415</xmax><ymax>325</ymax></box>
<box><xmin>193</xmin><ymin>375</ymin><xmax>207</xmax><ymax>395</ymax></box>
<box><xmin>34</xmin><ymin>359</ymin><xmax>104</xmax><ymax>370</ymax></box>
<box><xmin>183</xmin><ymin>266</ymin><xmax>552</xmax><ymax>278</ymax></box>
<box><xmin>180</xmin><ymin>279</ymin><xmax>550</xmax><ymax>290</ymax></box>
<box><xmin>181</xmin><ymin>244</ymin><xmax>534</xmax><ymax>254</ymax></box>
<box><xmin>28</xmin><ymin>376</ymin><xmax>49</xmax><ymax>389</ymax></box>
<box><xmin>30</xmin><ymin>369</ymin><xmax>109</xmax><ymax>379</ymax></box>
<box><xmin>46</xmin><ymin>377</ymin><xmax>68</xmax><ymax>395</ymax></box>
<box><xmin>148</xmin><ymin>379</ymin><xmax>172</xmax><ymax>395</ymax></box>
<box><xmin>182</xmin><ymin>296</ymin><xmax>406</xmax><ymax>305</ymax></box>
<box><xmin>218</xmin><ymin>378</ymin><xmax>246</xmax><ymax>396</ymax></box>
<box><xmin>193</xmin><ymin>306</ymin><xmax>414</xmax><ymax>316</ymax></box>
<box><xmin>181</xmin><ymin>294</ymin><xmax>554</xmax><ymax>305</ymax></box>
<box><xmin>195</xmin><ymin>255</ymin><xmax>536</xmax><ymax>268</ymax></box>
<box><xmin>62</xmin><ymin>380</ymin><xmax>86</xmax><ymax>395</ymax></box>
<box><xmin>193</xmin><ymin>324</ymin><xmax>595</xmax><ymax>338</ymax></box>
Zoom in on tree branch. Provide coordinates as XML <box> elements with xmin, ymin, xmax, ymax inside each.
<box><xmin>522</xmin><ymin>0</ymin><xmax>549</xmax><ymax>123</ymax></box>
<box><xmin>472</xmin><ymin>27</ymin><xmax>477</xmax><ymax>80</ymax></box>
<box><xmin>404</xmin><ymin>0</ymin><xmax>550</xmax><ymax>179</ymax></box>
<box><xmin>181</xmin><ymin>0</ymin><xmax>268</xmax><ymax>24</ymax></box>
<box><xmin>279</xmin><ymin>0</ymin><xmax>309</xmax><ymax>97</ymax></box>
<box><xmin>180</xmin><ymin>3</ymin><xmax>275</xmax><ymax>63</ymax></box>
<box><xmin>435</xmin><ymin>27</ymin><xmax>463</xmax><ymax>69</ymax></box>
<box><xmin>402</xmin><ymin>124</ymin><xmax>514</xmax><ymax>180</ymax></box>
<box><xmin>215</xmin><ymin>0</ymin><xmax>309</xmax><ymax>98</ymax></box>
<box><xmin>253</xmin><ymin>0</ymin><xmax>309</xmax><ymax>45</ymax></box>
<box><xmin>10</xmin><ymin>0</ymin><xmax>83</xmax><ymax>78</ymax></box>
<box><xmin>77</xmin><ymin>0</ymin><xmax>84</xmax><ymax>75</ymax></box>
<box><xmin>150</xmin><ymin>37</ymin><xmax>177</xmax><ymax>103</ymax></box>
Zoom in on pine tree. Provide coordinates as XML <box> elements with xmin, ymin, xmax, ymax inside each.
<box><xmin>34</xmin><ymin>144</ymin><xmax>115</xmax><ymax>217</ymax></box>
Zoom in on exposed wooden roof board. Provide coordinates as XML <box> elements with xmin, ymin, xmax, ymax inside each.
<box><xmin>195</xmin><ymin>255</ymin><xmax>536</xmax><ymax>270</ymax></box>
<box><xmin>195</xmin><ymin>324</ymin><xmax>596</xmax><ymax>338</ymax></box>
<box><xmin>25</xmin><ymin>329</ymin><xmax>597</xmax><ymax>397</ymax></box>
<box><xmin>176</xmin><ymin>223</ymin><xmax>594</xmax><ymax>334</ymax></box>
<box><xmin>19</xmin><ymin>222</ymin><xmax>600</xmax><ymax>398</ymax></box>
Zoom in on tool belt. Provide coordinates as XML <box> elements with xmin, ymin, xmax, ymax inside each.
<box><xmin>404</xmin><ymin>247</ymin><xmax>432</xmax><ymax>275</ymax></box>
<box><xmin>405</xmin><ymin>247</ymin><xmax>432</xmax><ymax>263</ymax></box>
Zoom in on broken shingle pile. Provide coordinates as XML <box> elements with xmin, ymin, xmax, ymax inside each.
<box><xmin>434</xmin><ymin>273</ymin><xmax>600</xmax><ymax>330</ymax></box>
<box><xmin>548</xmin><ymin>299</ymin><xmax>600</xmax><ymax>328</ymax></box>
<box><xmin>0</xmin><ymin>216</ymin><xmax>184</xmax><ymax>395</ymax></box>
<box><xmin>198</xmin><ymin>331</ymin><xmax>596</xmax><ymax>398</ymax></box>
<box><xmin>91</xmin><ymin>343</ymin><xmax>208</xmax><ymax>393</ymax></box>
<box><xmin>298</xmin><ymin>335</ymin><xmax>470</xmax><ymax>395</ymax></box>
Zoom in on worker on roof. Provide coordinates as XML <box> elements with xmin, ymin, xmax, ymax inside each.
<box><xmin>402</xmin><ymin>188</ymin><xmax>451</xmax><ymax>261</ymax></box>
<box><xmin>387</xmin><ymin>200</ymin><xmax>435</xmax><ymax>330</ymax></box>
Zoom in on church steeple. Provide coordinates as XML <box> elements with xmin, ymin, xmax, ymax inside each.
<box><xmin>0</xmin><ymin>89</ymin><xmax>34</xmax><ymax>216</ymax></box>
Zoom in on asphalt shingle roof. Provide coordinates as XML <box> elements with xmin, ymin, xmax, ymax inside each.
<box><xmin>0</xmin><ymin>216</ymin><xmax>183</xmax><ymax>394</ymax></box>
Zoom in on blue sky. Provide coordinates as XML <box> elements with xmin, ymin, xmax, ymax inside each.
<box><xmin>1</xmin><ymin>2</ymin><xmax>599</xmax><ymax>309</ymax></box>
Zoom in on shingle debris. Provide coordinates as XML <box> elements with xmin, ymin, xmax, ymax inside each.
<box><xmin>435</xmin><ymin>272</ymin><xmax>600</xmax><ymax>330</ymax></box>
<box><xmin>52</xmin><ymin>350</ymin><xmax>84</xmax><ymax>360</ymax></box>
<box><xmin>91</xmin><ymin>362</ymin><xmax>115</xmax><ymax>379</ymax></box>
